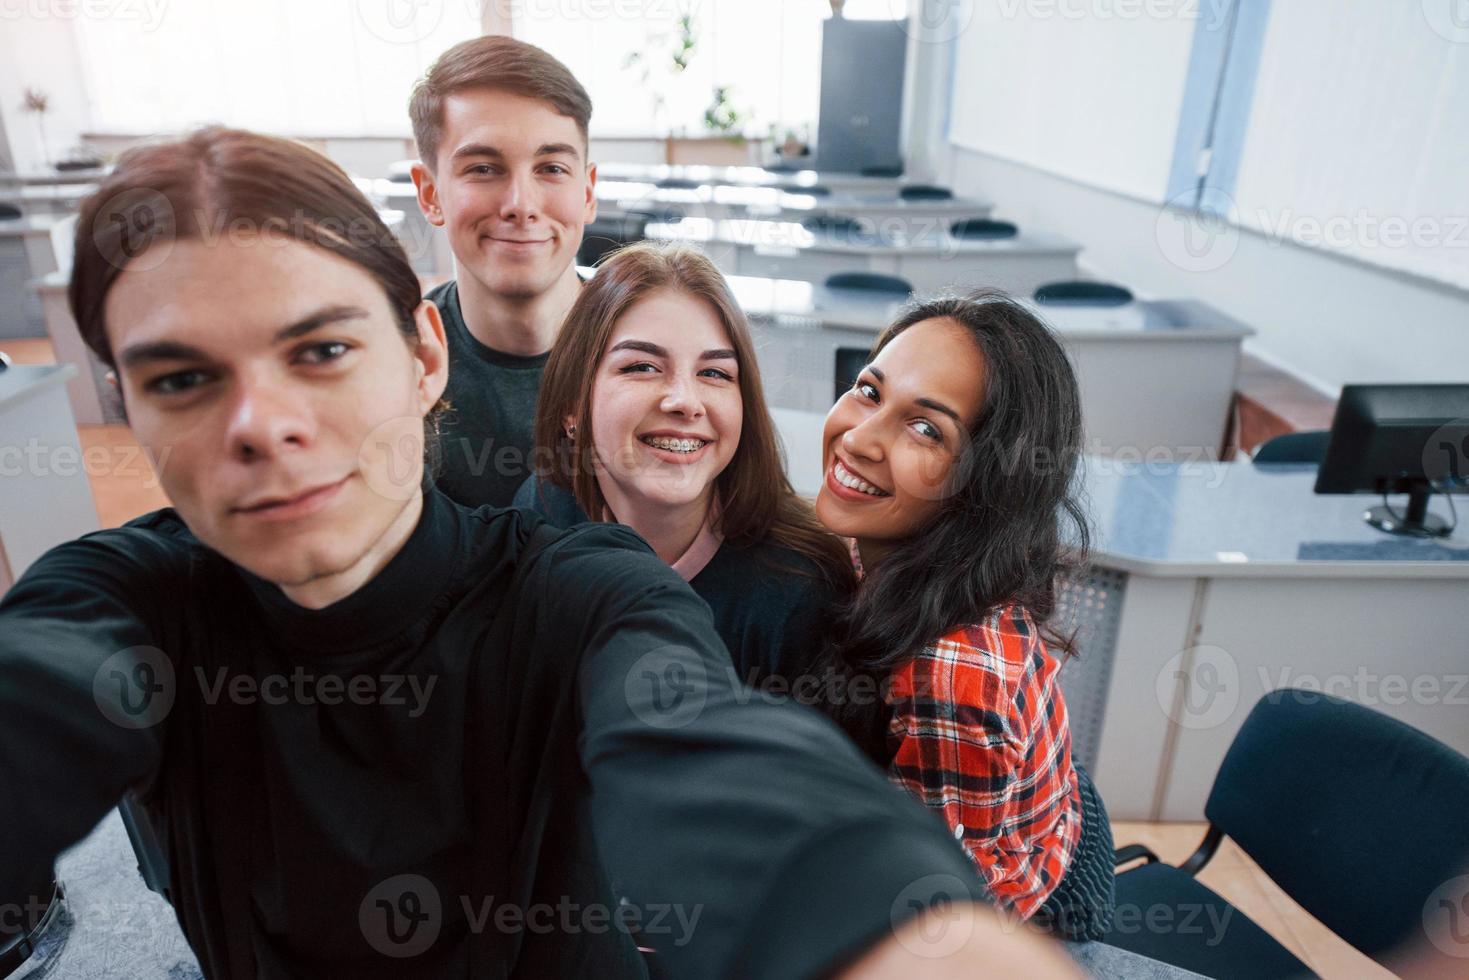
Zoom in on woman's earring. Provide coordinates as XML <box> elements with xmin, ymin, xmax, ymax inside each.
<box><xmin>566</xmin><ymin>424</ymin><xmax>577</xmax><ymax>438</ymax></box>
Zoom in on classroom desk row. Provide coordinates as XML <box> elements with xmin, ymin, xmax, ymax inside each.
<box><xmin>643</xmin><ymin>215</ymin><xmax>1081</xmax><ymax>295</ymax></box>
<box><xmin>592</xmin><ymin>160</ymin><xmax>913</xmax><ymax>195</ymax></box>
<box><xmin>771</xmin><ymin>408</ymin><xmax>1469</xmax><ymax>820</ymax></box>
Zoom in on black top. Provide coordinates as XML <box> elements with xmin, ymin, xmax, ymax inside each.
<box><xmin>429</xmin><ymin>280</ymin><xmax>550</xmax><ymax>509</ymax></box>
<box><xmin>0</xmin><ymin>490</ymin><xmax>982</xmax><ymax>979</ymax></box>
<box><xmin>512</xmin><ymin>475</ymin><xmax>841</xmax><ymax>686</ymax></box>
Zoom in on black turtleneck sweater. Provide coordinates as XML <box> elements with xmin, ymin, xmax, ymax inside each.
<box><xmin>0</xmin><ymin>490</ymin><xmax>982</xmax><ymax>979</ymax></box>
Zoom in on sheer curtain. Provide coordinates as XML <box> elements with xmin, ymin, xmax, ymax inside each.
<box><xmin>75</xmin><ymin>0</ymin><xmax>484</xmax><ymax>137</ymax></box>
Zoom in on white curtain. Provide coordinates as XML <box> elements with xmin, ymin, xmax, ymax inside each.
<box><xmin>947</xmin><ymin>0</ymin><xmax>1200</xmax><ymax>202</ymax></box>
<box><xmin>75</xmin><ymin>0</ymin><xmax>484</xmax><ymax>137</ymax></box>
<box><xmin>1232</xmin><ymin>0</ymin><xmax>1469</xmax><ymax>291</ymax></box>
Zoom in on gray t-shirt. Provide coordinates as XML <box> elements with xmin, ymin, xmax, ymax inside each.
<box><xmin>428</xmin><ymin>280</ymin><xmax>549</xmax><ymax>509</ymax></box>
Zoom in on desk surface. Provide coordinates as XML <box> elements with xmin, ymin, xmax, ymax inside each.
<box><xmin>0</xmin><ymin>215</ymin><xmax>62</xmax><ymax>238</ymax></box>
<box><xmin>1083</xmin><ymin>458</ymin><xmax>1469</xmax><ymax>578</ymax></box>
<box><xmin>0</xmin><ymin>362</ymin><xmax>76</xmax><ymax>411</ymax></box>
<box><xmin>770</xmin><ymin>411</ymin><xmax>1469</xmax><ymax>579</ymax></box>
<box><xmin>594</xmin><ymin>161</ymin><xmax>908</xmax><ymax>192</ymax></box>
<box><xmin>595</xmin><ymin>179</ymin><xmax>992</xmax><ymax>217</ymax></box>
<box><xmin>646</xmin><ymin>216</ymin><xmax>1079</xmax><ymax>257</ymax></box>
<box><xmin>731</xmin><ymin>275</ymin><xmax>1255</xmax><ymax>341</ymax></box>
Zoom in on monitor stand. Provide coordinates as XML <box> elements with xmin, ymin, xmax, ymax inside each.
<box><xmin>1365</xmin><ymin>484</ymin><xmax>1452</xmax><ymax>538</ymax></box>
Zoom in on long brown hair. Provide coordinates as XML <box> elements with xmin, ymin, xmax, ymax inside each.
<box><xmin>534</xmin><ymin>241</ymin><xmax>853</xmax><ymax>588</ymax></box>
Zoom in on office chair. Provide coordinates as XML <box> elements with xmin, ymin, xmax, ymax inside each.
<box><xmin>1105</xmin><ymin>690</ymin><xmax>1469</xmax><ymax>977</ymax></box>
<box><xmin>833</xmin><ymin>346</ymin><xmax>871</xmax><ymax>404</ymax></box>
<box><xmin>0</xmin><ymin>203</ymin><xmax>22</xmax><ymax>220</ymax></box>
<box><xmin>654</xmin><ymin>177</ymin><xmax>702</xmax><ymax>190</ymax></box>
<box><xmin>0</xmin><ymin>866</ymin><xmax>66</xmax><ymax>975</ymax></box>
<box><xmin>823</xmin><ymin>272</ymin><xmax>913</xmax><ymax>295</ymax></box>
<box><xmin>898</xmin><ymin>184</ymin><xmax>953</xmax><ymax>201</ymax></box>
<box><xmin>1034</xmin><ymin>281</ymin><xmax>1134</xmax><ymax>307</ymax></box>
<box><xmin>949</xmin><ymin>218</ymin><xmax>1019</xmax><ymax>240</ymax></box>
<box><xmin>1251</xmin><ymin>430</ymin><xmax>1330</xmax><ymax>466</ymax></box>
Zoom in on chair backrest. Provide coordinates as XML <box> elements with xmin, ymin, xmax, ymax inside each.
<box><xmin>1206</xmin><ymin>690</ymin><xmax>1469</xmax><ymax>958</ymax></box>
<box><xmin>802</xmin><ymin>214</ymin><xmax>863</xmax><ymax>235</ymax></box>
<box><xmin>899</xmin><ymin>184</ymin><xmax>953</xmax><ymax>201</ymax></box>
<box><xmin>655</xmin><ymin>177</ymin><xmax>702</xmax><ymax>190</ymax></box>
<box><xmin>823</xmin><ymin>271</ymin><xmax>913</xmax><ymax>295</ymax></box>
<box><xmin>1251</xmin><ymin>429</ymin><xmax>1330</xmax><ymax>466</ymax></box>
<box><xmin>950</xmin><ymin>218</ymin><xmax>1019</xmax><ymax>240</ymax></box>
<box><xmin>833</xmin><ymin>346</ymin><xmax>870</xmax><ymax>404</ymax></box>
<box><xmin>576</xmin><ymin>212</ymin><xmax>651</xmax><ymax>267</ymax></box>
<box><xmin>1034</xmin><ymin>280</ymin><xmax>1134</xmax><ymax>307</ymax></box>
<box><xmin>0</xmin><ymin>203</ymin><xmax>22</xmax><ymax>221</ymax></box>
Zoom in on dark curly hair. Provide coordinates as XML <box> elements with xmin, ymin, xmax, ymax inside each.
<box><xmin>813</xmin><ymin>291</ymin><xmax>1091</xmax><ymax>760</ymax></box>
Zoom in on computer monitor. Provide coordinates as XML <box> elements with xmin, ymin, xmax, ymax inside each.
<box><xmin>1315</xmin><ymin>384</ymin><xmax>1469</xmax><ymax>538</ymax></box>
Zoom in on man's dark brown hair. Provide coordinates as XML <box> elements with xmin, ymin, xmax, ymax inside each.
<box><xmin>409</xmin><ymin>35</ymin><xmax>593</xmax><ymax>170</ymax></box>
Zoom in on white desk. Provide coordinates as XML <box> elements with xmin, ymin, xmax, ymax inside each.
<box><xmin>736</xmin><ymin>276</ymin><xmax>1250</xmax><ymax>458</ymax></box>
<box><xmin>0</xmin><ymin>363</ymin><xmax>99</xmax><ymax>593</ymax></box>
<box><xmin>0</xmin><ymin>182</ymin><xmax>94</xmax><ymax>217</ymax></box>
<box><xmin>0</xmin><ymin>215</ymin><xmax>66</xmax><ymax>339</ymax></box>
<box><xmin>370</xmin><ymin>179</ymin><xmax>455</xmax><ymax>276</ymax></box>
<box><xmin>771</xmin><ymin>412</ymin><xmax>1469</xmax><ymax>820</ymax></box>
<box><xmin>594</xmin><ymin>161</ymin><xmax>911</xmax><ymax>195</ymax></box>
<box><xmin>646</xmin><ymin>217</ymin><xmax>1080</xmax><ymax>296</ymax></box>
<box><xmin>596</xmin><ymin>179</ymin><xmax>992</xmax><ymax>231</ymax></box>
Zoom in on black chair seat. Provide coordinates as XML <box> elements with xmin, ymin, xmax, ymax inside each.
<box><xmin>0</xmin><ymin>203</ymin><xmax>22</xmax><ymax>221</ymax></box>
<box><xmin>824</xmin><ymin>272</ymin><xmax>912</xmax><ymax>295</ymax></box>
<box><xmin>950</xmin><ymin>218</ymin><xmax>1019</xmax><ymax>240</ymax></box>
<box><xmin>860</xmin><ymin>165</ymin><xmax>904</xmax><ymax>178</ymax></box>
<box><xmin>1252</xmin><ymin>430</ymin><xmax>1330</xmax><ymax>466</ymax></box>
<box><xmin>899</xmin><ymin>184</ymin><xmax>953</xmax><ymax>201</ymax></box>
<box><xmin>654</xmin><ymin>177</ymin><xmax>702</xmax><ymax>190</ymax></box>
<box><xmin>1034</xmin><ymin>280</ymin><xmax>1134</xmax><ymax>307</ymax></box>
<box><xmin>1104</xmin><ymin>863</ymin><xmax>1310</xmax><ymax>980</ymax></box>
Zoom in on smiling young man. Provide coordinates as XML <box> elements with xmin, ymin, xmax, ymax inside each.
<box><xmin>0</xmin><ymin>130</ymin><xmax>1083</xmax><ymax>979</ymax></box>
<box><xmin>408</xmin><ymin>36</ymin><xmax>597</xmax><ymax>507</ymax></box>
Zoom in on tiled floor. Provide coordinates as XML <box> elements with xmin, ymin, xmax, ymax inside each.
<box><xmin>1</xmin><ymin>335</ymin><xmax>1389</xmax><ymax>979</ymax></box>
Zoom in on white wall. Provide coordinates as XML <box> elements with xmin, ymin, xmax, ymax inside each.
<box><xmin>937</xmin><ymin>145</ymin><xmax>1469</xmax><ymax>393</ymax></box>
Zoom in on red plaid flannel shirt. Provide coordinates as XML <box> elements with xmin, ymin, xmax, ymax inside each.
<box><xmin>884</xmin><ymin>608</ymin><xmax>1083</xmax><ymax>920</ymax></box>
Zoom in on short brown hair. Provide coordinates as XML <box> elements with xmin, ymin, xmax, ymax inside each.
<box><xmin>409</xmin><ymin>35</ymin><xmax>593</xmax><ymax>170</ymax></box>
<box><xmin>71</xmin><ymin>126</ymin><xmax>421</xmax><ymax>368</ymax></box>
<box><xmin>533</xmin><ymin>242</ymin><xmax>854</xmax><ymax>588</ymax></box>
